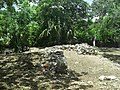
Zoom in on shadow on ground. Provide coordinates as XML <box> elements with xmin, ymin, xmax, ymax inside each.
<box><xmin>0</xmin><ymin>53</ymin><xmax>82</xmax><ymax>90</ymax></box>
<box><xmin>100</xmin><ymin>47</ymin><xmax>120</xmax><ymax>52</ymax></box>
<box><xmin>103</xmin><ymin>53</ymin><xmax>120</xmax><ymax>64</ymax></box>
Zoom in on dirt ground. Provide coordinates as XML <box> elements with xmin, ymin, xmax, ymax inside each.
<box><xmin>64</xmin><ymin>48</ymin><xmax>120</xmax><ymax>90</ymax></box>
<box><xmin>0</xmin><ymin>47</ymin><xmax>120</xmax><ymax>90</ymax></box>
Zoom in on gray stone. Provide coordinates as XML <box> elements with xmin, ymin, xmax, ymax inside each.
<box><xmin>70</xmin><ymin>81</ymin><xmax>94</xmax><ymax>89</ymax></box>
<box><xmin>99</xmin><ymin>75</ymin><xmax>118</xmax><ymax>81</ymax></box>
<box><xmin>42</xmin><ymin>49</ymin><xmax>68</xmax><ymax>74</ymax></box>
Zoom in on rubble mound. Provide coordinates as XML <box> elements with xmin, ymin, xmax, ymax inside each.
<box><xmin>74</xmin><ymin>43</ymin><xmax>98</xmax><ymax>55</ymax></box>
<box><xmin>0</xmin><ymin>48</ymin><xmax>83</xmax><ymax>90</ymax></box>
<box><xmin>53</xmin><ymin>43</ymin><xmax>98</xmax><ymax>55</ymax></box>
<box><xmin>24</xmin><ymin>48</ymin><xmax>68</xmax><ymax>75</ymax></box>
<box><xmin>41</xmin><ymin>50</ymin><xmax>68</xmax><ymax>75</ymax></box>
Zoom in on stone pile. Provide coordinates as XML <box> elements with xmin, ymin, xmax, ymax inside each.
<box><xmin>37</xmin><ymin>43</ymin><xmax>98</xmax><ymax>75</ymax></box>
<box><xmin>74</xmin><ymin>43</ymin><xmax>98</xmax><ymax>55</ymax></box>
<box><xmin>52</xmin><ymin>43</ymin><xmax>98</xmax><ymax>55</ymax></box>
<box><xmin>23</xmin><ymin>43</ymin><xmax>98</xmax><ymax>75</ymax></box>
<box><xmin>41</xmin><ymin>50</ymin><xmax>68</xmax><ymax>75</ymax></box>
<box><xmin>24</xmin><ymin>43</ymin><xmax>98</xmax><ymax>55</ymax></box>
<box><xmin>98</xmin><ymin>75</ymin><xmax>118</xmax><ymax>81</ymax></box>
<box><xmin>68</xmin><ymin>81</ymin><xmax>94</xmax><ymax>90</ymax></box>
<box><xmin>24</xmin><ymin>47</ymin><xmax>68</xmax><ymax>75</ymax></box>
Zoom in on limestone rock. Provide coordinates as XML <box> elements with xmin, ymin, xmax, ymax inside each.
<box><xmin>74</xmin><ymin>43</ymin><xmax>98</xmax><ymax>55</ymax></box>
<box><xmin>51</xmin><ymin>43</ymin><xmax>99</xmax><ymax>55</ymax></box>
<box><xmin>70</xmin><ymin>81</ymin><xmax>94</xmax><ymax>89</ymax></box>
<box><xmin>42</xmin><ymin>50</ymin><xmax>68</xmax><ymax>74</ymax></box>
<box><xmin>99</xmin><ymin>75</ymin><xmax>118</xmax><ymax>81</ymax></box>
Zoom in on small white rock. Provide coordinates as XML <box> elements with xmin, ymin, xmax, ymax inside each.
<box><xmin>99</xmin><ymin>75</ymin><xmax>106</xmax><ymax>81</ymax></box>
<box><xmin>106</xmin><ymin>76</ymin><xmax>117</xmax><ymax>80</ymax></box>
<box><xmin>75</xmin><ymin>61</ymin><xmax>79</xmax><ymax>64</ymax></box>
<box><xmin>99</xmin><ymin>75</ymin><xmax>117</xmax><ymax>81</ymax></box>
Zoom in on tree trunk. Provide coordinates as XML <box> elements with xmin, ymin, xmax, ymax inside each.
<box><xmin>93</xmin><ymin>36</ymin><xmax>96</xmax><ymax>47</ymax></box>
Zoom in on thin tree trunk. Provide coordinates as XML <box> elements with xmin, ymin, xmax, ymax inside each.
<box><xmin>93</xmin><ymin>36</ymin><xmax>96</xmax><ymax>47</ymax></box>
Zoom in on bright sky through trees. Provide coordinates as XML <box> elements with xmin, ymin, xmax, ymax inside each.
<box><xmin>84</xmin><ymin>0</ymin><xmax>93</xmax><ymax>4</ymax></box>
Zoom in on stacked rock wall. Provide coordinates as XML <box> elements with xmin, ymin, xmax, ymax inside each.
<box><xmin>52</xmin><ymin>43</ymin><xmax>98</xmax><ymax>55</ymax></box>
<box><xmin>24</xmin><ymin>48</ymin><xmax>68</xmax><ymax>75</ymax></box>
<box><xmin>23</xmin><ymin>43</ymin><xmax>99</xmax><ymax>75</ymax></box>
<box><xmin>41</xmin><ymin>50</ymin><xmax>67</xmax><ymax>74</ymax></box>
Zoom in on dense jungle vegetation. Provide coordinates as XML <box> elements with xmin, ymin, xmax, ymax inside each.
<box><xmin>0</xmin><ymin>0</ymin><xmax>120</xmax><ymax>52</ymax></box>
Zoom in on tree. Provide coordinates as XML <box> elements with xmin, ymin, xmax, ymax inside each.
<box><xmin>90</xmin><ymin>0</ymin><xmax>120</xmax><ymax>47</ymax></box>
<box><xmin>36</xmin><ymin>0</ymin><xmax>89</xmax><ymax>46</ymax></box>
<box><xmin>0</xmin><ymin>10</ymin><xmax>11</xmax><ymax>48</ymax></box>
<box><xmin>0</xmin><ymin>0</ymin><xmax>38</xmax><ymax>51</ymax></box>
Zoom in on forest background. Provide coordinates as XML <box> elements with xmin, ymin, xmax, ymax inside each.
<box><xmin>0</xmin><ymin>0</ymin><xmax>120</xmax><ymax>52</ymax></box>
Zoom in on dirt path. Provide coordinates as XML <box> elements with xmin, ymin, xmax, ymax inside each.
<box><xmin>64</xmin><ymin>50</ymin><xmax>120</xmax><ymax>90</ymax></box>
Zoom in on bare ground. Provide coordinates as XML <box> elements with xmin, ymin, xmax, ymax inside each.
<box><xmin>0</xmin><ymin>48</ymin><xmax>120</xmax><ymax>90</ymax></box>
<box><xmin>64</xmin><ymin>49</ymin><xmax>120</xmax><ymax>90</ymax></box>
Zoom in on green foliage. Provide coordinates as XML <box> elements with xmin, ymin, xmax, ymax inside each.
<box><xmin>90</xmin><ymin>0</ymin><xmax>120</xmax><ymax>47</ymax></box>
<box><xmin>0</xmin><ymin>11</ymin><xmax>11</xmax><ymax>47</ymax></box>
<box><xmin>0</xmin><ymin>0</ymin><xmax>120</xmax><ymax>51</ymax></box>
<box><xmin>35</xmin><ymin>0</ymin><xmax>89</xmax><ymax>46</ymax></box>
<box><xmin>27</xmin><ymin>21</ymin><xmax>39</xmax><ymax>46</ymax></box>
